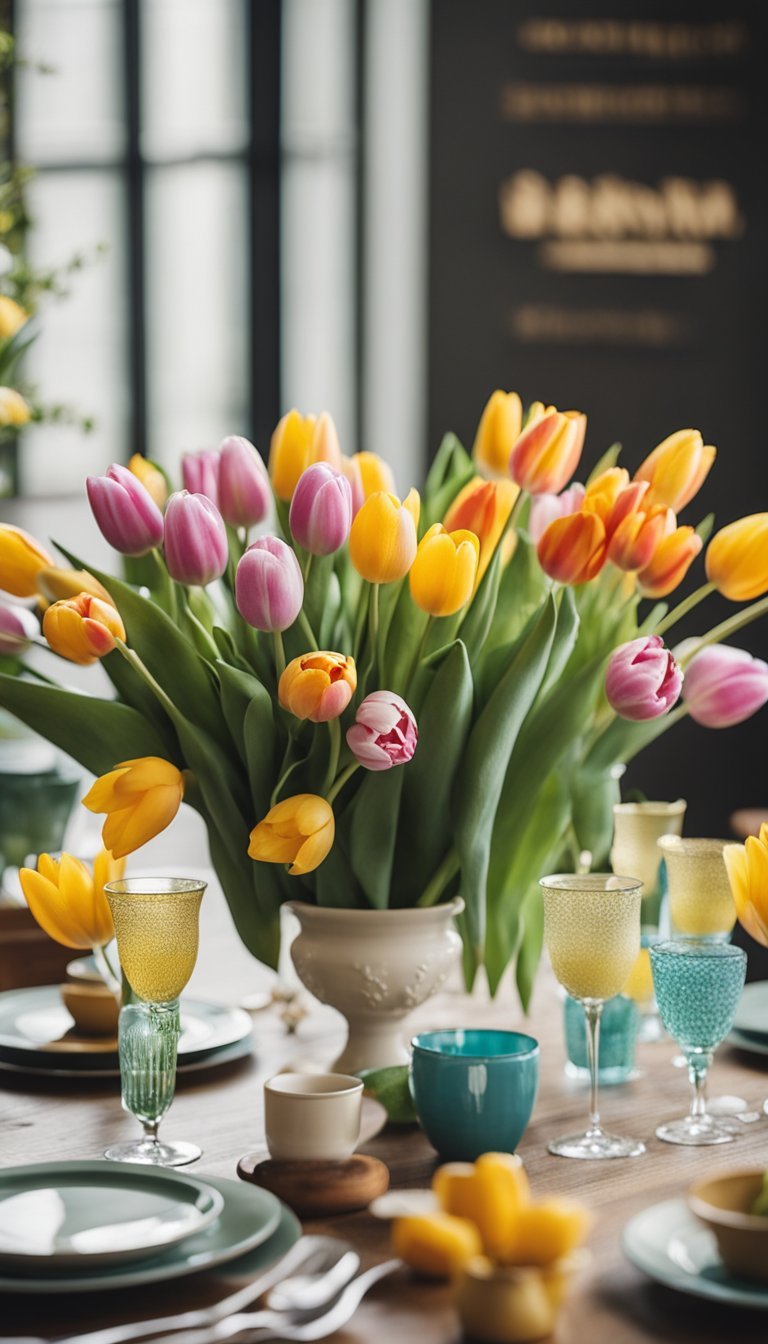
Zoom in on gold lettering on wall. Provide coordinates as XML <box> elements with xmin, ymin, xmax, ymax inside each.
<box><xmin>517</xmin><ymin>20</ymin><xmax>746</xmax><ymax>60</ymax></box>
<box><xmin>499</xmin><ymin>83</ymin><xmax>744</xmax><ymax>124</ymax></box>
<box><xmin>510</xmin><ymin>305</ymin><xmax>688</xmax><ymax>346</ymax></box>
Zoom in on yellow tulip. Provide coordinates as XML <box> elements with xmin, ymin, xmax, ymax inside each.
<box><xmin>37</xmin><ymin>566</ymin><xmax>114</xmax><ymax>607</ymax></box>
<box><xmin>43</xmin><ymin>592</ymin><xmax>126</xmax><ymax>665</ymax></box>
<box><xmin>724</xmin><ymin>825</ymin><xmax>768</xmax><ymax>947</ymax></box>
<box><xmin>349</xmin><ymin>488</ymin><xmax>420</xmax><ymax>583</ymax></box>
<box><xmin>706</xmin><ymin>514</ymin><xmax>768</xmax><ymax>601</ymax></box>
<box><xmin>128</xmin><ymin>454</ymin><xmax>168</xmax><ymax>509</ymax></box>
<box><xmin>582</xmin><ymin>468</ymin><xmax>630</xmax><ymax>529</ymax></box>
<box><xmin>510</xmin><ymin>407</ymin><xmax>586</xmax><ymax>495</ymax></box>
<box><xmin>0</xmin><ymin>296</ymin><xmax>28</xmax><ymax>341</ymax></box>
<box><xmin>637</xmin><ymin>526</ymin><xmax>702</xmax><ymax>598</ymax></box>
<box><xmin>410</xmin><ymin>524</ymin><xmax>480</xmax><ymax>616</ymax></box>
<box><xmin>634</xmin><ymin>429</ymin><xmax>716</xmax><ymax>513</ymax></box>
<box><xmin>472</xmin><ymin>390</ymin><xmax>523</xmax><ymax>477</ymax></box>
<box><xmin>19</xmin><ymin>849</ymin><xmax>123</xmax><ymax>950</ymax></box>
<box><xmin>0</xmin><ymin>523</ymin><xmax>54</xmax><ymax>597</ymax></box>
<box><xmin>83</xmin><ymin>757</ymin><xmax>186</xmax><ymax>859</ymax></box>
<box><xmin>279</xmin><ymin>650</ymin><xmax>357</xmax><ymax>723</ymax></box>
<box><xmin>0</xmin><ymin>387</ymin><xmax>30</xmax><ymax>427</ymax></box>
<box><xmin>443</xmin><ymin>476</ymin><xmax>519</xmax><ymax>584</ymax></box>
<box><xmin>268</xmin><ymin>409</ymin><xmax>343</xmax><ymax>501</ymax></box>
<box><xmin>353</xmin><ymin>450</ymin><xmax>395</xmax><ymax>499</ymax></box>
<box><xmin>248</xmin><ymin>793</ymin><xmax>335</xmax><ymax>876</ymax></box>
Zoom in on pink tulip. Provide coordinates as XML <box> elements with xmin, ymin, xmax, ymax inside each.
<box><xmin>182</xmin><ymin>449</ymin><xmax>220</xmax><ymax>507</ymax></box>
<box><xmin>289</xmin><ymin>463</ymin><xmax>353</xmax><ymax>556</ymax></box>
<box><xmin>528</xmin><ymin>483</ymin><xmax>586</xmax><ymax>544</ymax></box>
<box><xmin>0</xmin><ymin>601</ymin><xmax>38</xmax><ymax>655</ymax></box>
<box><xmin>605</xmin><ymin>635</ymin><xmax>682</xmax><ymax>721</ymax></box>
<box><xmin>163</xmin><ymin>491</ymin><xmax>228</xmax><ymax>586</ymax></box>
<box><xmin>218</xmin><ymin>435</ymin><xmax>271</xmax><ymax>528</ymax></box>
<box><xmin>86</xmin><ymin>463</ymin><xmax>165</xmax><ymax>556</ymax></box>
<box><xmin>235</xmin><ymin>535</ymin><xmax>304</xmax><ymax>632</ymax></box>
<box><xmin>346</xmin><ymin>691</ymin><xmax>418</xmax><ymax>771</ymax></box>
<box><xmin>682</xmin><ymin>644</ymin><xmax>768</xmax><ymax>728</ymax></box>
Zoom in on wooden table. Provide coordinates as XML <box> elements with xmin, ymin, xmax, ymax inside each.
<box><xmin>3</xmin><ymin>873</ymin><xmax>768</xmax><ymax>1342</ymax></box>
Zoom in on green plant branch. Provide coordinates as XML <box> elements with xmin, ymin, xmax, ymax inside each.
<box><xmin>323</xmin><ymin>716</ymin><xmax>342</xmax><ymax>795</ymax></box>
<box><xmin>272</xmin><ymin>629</ymin><xmax>286</xmax><ymax>680</ymax></box>
<box><xmin>326</xmin><ymin>760</ymin><xmax>360</xmax><ymax>806</ymax></box>
<box><xmin>417</xmin><ymin>847</ymin><xmax>460</xmax><ymax>908</ymax></box>
<box><xmin>678</xmin><ymin>593</ymin><xmax>768</xmax><ymax>668</ymax></box>
<box><xmin>297</xmin><ymin>608</ymin><xmax>319</xmax><ymax>651</ymax></box>
<box><xmin>655</xmin><ymin>581</ymin><xmax>715</xmax><ymax>638</ymax></box>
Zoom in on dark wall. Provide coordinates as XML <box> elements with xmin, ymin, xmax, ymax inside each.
<box><xmin>428</xmin><ymin>0</ymin><xmax>768</xmax><ymax>835</ymax></box>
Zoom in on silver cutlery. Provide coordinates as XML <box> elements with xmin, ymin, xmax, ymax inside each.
<box><xmin>157</xmin><ymin>1258</ymin><xmax>402</xmax><ymax>1344</ymax></box>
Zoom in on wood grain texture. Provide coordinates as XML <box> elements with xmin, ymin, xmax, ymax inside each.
<box><xmin>237</xmin><ymin>1153</ymin><xmax>390</xmax><ymax>1216</ymax></box>
<box><xmin>2</xmin><ymin>876</ymin><xmax>768</xmax><ymax>1341</ymax></box>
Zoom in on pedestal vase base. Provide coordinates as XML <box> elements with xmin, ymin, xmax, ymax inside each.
<box><xmin>104</xmin><ymin>1137</ymin><xmax>202</xmax><ymax>1166</ymax></box>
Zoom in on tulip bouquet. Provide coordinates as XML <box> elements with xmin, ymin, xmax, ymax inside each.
<box><xmin>1</xmin><ymin>397</ymin><xmax>768</xmax><ymax>1004</ymax></box>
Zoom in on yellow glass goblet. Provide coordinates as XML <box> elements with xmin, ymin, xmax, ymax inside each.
<box><xmin>104</xmin><ymin>877</ymin><xmax>206</xmax><ymax>1166</ymax></box>
<box><xmin>541</xmin><ymin>873</ymin><xmax>645</xmax><ymax>1160</ymax></box>
<box><xmin>658</xmin><ymin>837</ymin><xmax>736</xmax><ymax>941</ymax></box>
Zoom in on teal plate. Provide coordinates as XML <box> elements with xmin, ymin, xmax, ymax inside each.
<box><xmin>623</xmin><ymin>1198</ymin><xmax>768</xmax><ymax>1309</ymax></box>
<box><xmin>0</xmin><ymin>1167</ymin><xmax>288</xmax><ymax>1293</ymax></box>
<box><xmin>732</xmin><ymin>981</ymin><xmax>768</xmax><ymax>1038</ymax></box>
<box><xmin>728</xmin><ymin>1027</ymin><xmax>768</xmax><ymax>1058</ymax></box>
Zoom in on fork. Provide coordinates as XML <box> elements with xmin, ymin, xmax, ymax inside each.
<box><xmin>156</xmin><ymin>1259</ymin><xmax>402</xmax><ymax>1344</ymax></box>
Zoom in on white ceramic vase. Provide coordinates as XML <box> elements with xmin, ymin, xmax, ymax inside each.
<box><xmin>286</xmin><ymin>898</ymin><xmax>464</xmax><ymax>1073</ymax></box>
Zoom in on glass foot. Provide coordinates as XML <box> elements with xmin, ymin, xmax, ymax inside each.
<box><xmin>104</xmin><ymin>1138</ymin><xmax>202</xmax><ymax>1166</ymax></box>
<box><xmin>548</xmin><ymin>1128</ymin><xmax>645</xmax><ymax>1159</ymax></box>
<box><xmin>655</xmin><ymin>1114</ymin><xmax>735</xmax><ymax>1146</ymax></box>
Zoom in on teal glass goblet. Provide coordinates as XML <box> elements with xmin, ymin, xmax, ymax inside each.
<box><xmin>650</xmin><ymin>940</ymin><xmax>746</xmax><ymax>1145</ymax></box>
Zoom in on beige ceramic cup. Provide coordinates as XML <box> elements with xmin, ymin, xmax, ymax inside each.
<box><xmin>264</xmin><ymin>1072</ymin><xmax>363</xmax><ymax>1162</ymax></box>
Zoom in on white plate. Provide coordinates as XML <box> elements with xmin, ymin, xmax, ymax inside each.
<box><xmin>0</xmin><ymin>1162</ymin><xmax>223</xmax><ymax>1271</ymax></box>
<box><xmin>623</xmin><ymin>1197</ymin><xmax>768</xmax><ymax>1309</ymax></box>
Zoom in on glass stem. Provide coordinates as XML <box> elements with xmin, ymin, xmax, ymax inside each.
<box><xmin>688</xmin><ymin>1052</ymin><xmax>711</xmax><ymax>1119</ymax></box>
<box><xmin>142</xmin><ymin>1119</ymin><xmax>161</xmax><ymax>1144</ymax></box>
<box><xmin>584</xmin><ymin>1001</ymin><xmax>604</xmax><ymax>1135</ymax></box>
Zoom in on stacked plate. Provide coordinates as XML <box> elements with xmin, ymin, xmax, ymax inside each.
<box><xmin>623</xmin><ymin>1199</ymin><xmax>768</xmax><ymax>1310</ymax></box>
<box><xmin>0</xmin><ymin>1161</ymin><xmax>300</xmax><ymax>1294</ymax></box>
<box><xmin>0</xmin><ymin>985</ymin><xmax>254</xmax><ymax>1079</ymax></box>
<box><xmin>729</xmin><ymin>981</ymin><xmax>768</xmax><ymax>1057</ymax></box>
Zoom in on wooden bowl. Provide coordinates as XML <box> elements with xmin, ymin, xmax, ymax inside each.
<box><xmin>688</xmin><ymin>1170</ymin><xmax>768</xmax><ymax>1282</ymax></box>
<box><xmin>60</xmin><ymin>981</ymin><xmax>119</xmax><ymax>1037</ymax></box>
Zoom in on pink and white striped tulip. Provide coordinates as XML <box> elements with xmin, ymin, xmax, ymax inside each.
<box><xmin>605</xmin><ymin>635</ymin><xmax>683</xmax><ymax>722</ymax></box>
<box><xmin>182</xmin><ymin>449</ymin><xmax>220</xmax><ymax>507</ymax></box>
<box><xmin>346</xmin><ymin>691</ymin><xmax>418</xmax><ymax>771</ymax></box>
<box><xmin>218</xmin><ymin>436</ymin><xmax>271</xmax><ymax>528</ymax></box>
<box><xmin>682</xmin><ymin>644</ymin><xmax>768</xmax><ymax>729</ymax></box>
<box><xmin>289</xmin><ymin>463</ymin><xmax>353</xmax><ymax>556</ymax></box>
<box><xmin>235</xmin><ymin>535</ymin><xmax>304</xmax><ymax>632</ymax></box>
<box><xmin>86</xmin><ymin>463</ymin><xmax>165</xmax><ymax>556</ymax></box>
<box><xmin>0</xmin><ymin>601</ymin><xmax>38</xmax><ymax>655</ymax></box>
<box><xmin>163</xmin><ymin>491</ymin><xmax>229</xmax><ymax>586</ymax></box>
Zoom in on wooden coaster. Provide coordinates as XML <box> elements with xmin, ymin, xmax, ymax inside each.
<box><xmin>237</xmin><ymin>1152</ymin><xmax>389</xmax><ymax>1217</ymax></box>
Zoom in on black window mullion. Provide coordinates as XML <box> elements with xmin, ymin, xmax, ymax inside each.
<box><xmin>123</xmin><ymin>0</ymin><xmax>146</xmax><ymax>459</ymax></box>
<box><xmin>247</xmin><ymin>0</ymin><xmax>281</xmax><ymax>454</ymax></box>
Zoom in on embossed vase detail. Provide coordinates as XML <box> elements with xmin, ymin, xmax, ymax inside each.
<box><xmin>285</xmin><ymin>898</ymin><xmax>465</xmax><ymax>1072</ymax></box>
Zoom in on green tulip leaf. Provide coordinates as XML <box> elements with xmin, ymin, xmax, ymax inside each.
<box><xmin>458</xmin><ymin>548</ymin><xmax>502</xmax><ymax>659</ymax></box>
<box><xmin>515</xmin><ymin>884</ymin><xmax>545</xmax><ymax>1013</ymax></box>
<box><xmin>349</xmin><ymin>766</ymin><xmax>405</xmax><ymax>908</ymax></box>
<box><xmin>358</xmin><ymin>1065</ymin><xmax>419</xmax><ymax>1125</ymax></box>
<box><xmin>586</xmin><ymin>441</ymin><xmax>622</xmax><ymax>485</ymax></box>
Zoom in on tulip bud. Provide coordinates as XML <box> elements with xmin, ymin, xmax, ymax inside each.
<box><xmin>289</xmin><ymin>463</ymin><xmax>353</xmax><ymax>556</ymax></box>
<box><xmin>349</xmin><ymin>489</ymin><xmax>420</xmax><ymax>584</ymax></box>
<box><xmin>637</xmin><ymin>526</ymin><xmax>702</xmax><ymax>598</ymax></box>
<box><xmin>236</xmin><ymin>535</ymin><xmax>304</xmax><ymax>632</ymax></box>
<box><xmin>607</xmin><ymin>505</ymin><xmax>672</xmax><ymax>572</ymax></box>
<box><xmin>268</xmin><ymin>410</ymin><xmax>317</xmax><ymax>501</ymax></box>
<box><xmin>347</xmin><ymin>692</ymin><xmax>418</xmax><ymax>771</ymax></box>
<box><xmin>409</xmin><ymin>524</ymin><xmax>480</xmax><ymax>617</ymax></box>
<box><xmin>128</xmin><ymin>454</ymin><xmax>168</xmax><ymax>509</ymax></box>
<box><xmin>354</xmin><ymin>451</ymin><xmax>396</xmax><ymax>499</ymax></box>
<box><xmin>163</xmin><ymin>491</ymin><xmax>228</xmax><ymax>586</ymax></box>
<box><xmin>248</xmin><ymin>793</ymin><xmax>335</xmax><ymax>875</ymax></box>
<box><xmin>537</xmin><ymin>511</ymin><xmax>606</xmax><ymax>584</ymax></box>
<box><xmin>705</xmin><ymin>514</ymin><xmax>768</xmax><ymax>602</ymax></box>
<box><xmin>635</xmin><ymin>429</ymin><xmax>716</xmax><ymax>512</ymax></box>
<box><xmin>581</xmin><ymin>468</ymin><xmax>630</xmax><ymax>528</ymax></box>
<box><xmin>0</xmin><ymin>600</ymin><xmax>38</xmax><ymax>655</ymax></box>
<box><xmin>182</xmin><ymin>449</ymin><xmax>220</xmax><ymax>506</ymax></box>
<box><xmin>83</xmin><ymin>756</ymin><xmax>186</xmax><ymax>859</ymax></box>
<box><xmin>36</xmin><ymin>566</ymin><xmax>114</xmax><ymax>607</ymax></box>
<box><xmin>0</xmin><ymin>523</ymin><xmax>54</xmax><ymax>597</ymax></box>
<box><xmin>0</xmin><ymin>387</ymin><xmax>30</xmax><ymax>427</ymax></box>
<box><xmin>43</xmin><ymin>592</ymin><xmax>126</xmax><ymax>665</ymax></box>
<box><xmin>681</xmin><ymin>644</ymin><xmax>768</xmax><ymax>728</ymax></box>
<box><xmin>510</xmin><ymin>407</ymin><xmax>586</xmax><ymax>495</ymax></box>
<box><xmin>605</xmin><ymin>635</ymin><xmax>683</xmax><ymax>721</ymax></box>
<box><xmin>472</xmin><ymin>390</ymin><xmax>523</xmax><ymax>478</ymax></box>
<box><xmin>443</xmin><ymin>476</ymin><xmax>519</xmax><ymax>583</ymax></box>
<box><xmin>528</xmin><ymin>483</ymin><xmax>585</xmax><ymax>544</ymax></box>
<box><xmin>87</xmin><ymin>463</ymin><xmax>165</xmax><ymax>557</ymax></box>
<box><xmin>218</xmin><ymin>435</ymin><xmax>271</xmax><ymax>528</ymax></box>
<box><xmin>20</xmin><ymin>850</ymin><xmax>121</xmax><ymax>950</ymax></box>
<box><xmin>0</xmin><ymin>295</ymin><xmax>28</xmax><ymax>341</ymax></box>
<box><xmin>279</xmin><ymin>650</ymin><xmax>357</xmax><ymax>723</ymax></box>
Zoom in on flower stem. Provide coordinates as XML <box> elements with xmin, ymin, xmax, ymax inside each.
<box><xmin>116</xmin><ymin>640</ymin><xmax>177</xmax><ymax>719</ymax></box>
<box><xmin>323</xmin><ymin>717</ymin><xmax>341</xmax><ymax>796</ymax></box>
<box><xmin>654</xmin><ymin>581</ymin><xmax>715</xmax><ymax>637</ymax></box>
<box><xmin>418</xmin><ymin>848</ymin><xmax>460</xmax><ymax>907</ymax></box>
<box><xmin>326</xmin><ymin>760</ymin><xmax>360</xmax><ymax>806</ymax></box>
<box><xmin>270</xmin><ymin>755</ymin><xmax>305</xmax><ymax>808</ymax></box>
<box><xmin>298</xmin><ymin>608</ymin><xmax>319</xmax><ymax>650</ymax></box>
<box><xmin>273</xmin><ymin>629</ymin><xmax>286</xmax><ymax>680</ymax></box>
<box><xmin>679</xmin><ymin>592</ymin><xmax>768</xmax><ymax>668</ymax></box>
<box><xmin>304</xmin><ymin>552</ymin><xmax>314</xmax><ymax>586</ymax></box>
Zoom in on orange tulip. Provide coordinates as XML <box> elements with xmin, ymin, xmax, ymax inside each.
<box><xmin>537</xmin><ymin>511</ymin><xmax>606</xmax><ymax>584</ymax></box>
<box><xmin>443</xmin><ymin>476</ymin><xmax>519</xmax><ymax>583</ymax></box>
<box><xmin>705</xmin><ymin>514</ymin><xmax>768</xmax><ymax>602</ymax></box>
<box><xmin>472</xmin><ymin>390</ymin><xmax>523</xmax><ymax>477</ymax></box>
<box><xmin>634</xmin><ymin>429</ymin><xmax>716</xmax><ymax>512</ymax></box>
<box><xmin>43</xmin><ymin>592</ymin><xmax>125</xmax><ymax>665</ymax></box>
<box><xmin>279</xmin><ymin>651</ymin><xmax>357</xmax><ymax>723</ymax></box>
<box><xmin>0</xmin><ymin>523</ymin><xmax>54</xmax><ymax>597</ymax></box>
<box><xmin>637</xmin><ymin>526</ymin><xmax>702</xmax><ymax>598</ymax></box>
<box><xmin>83</xmin><ymin>757</ymin><xmax>186</xmax><ymax>859</ymax></box>
<box><xmin>582</xmin><ymin>468</ymin><xmax>631</xmax><ymax>530</ymax></box>
<box><xmin>608</xmin><ymin>505</ymin><xmax>673</xmax><ymax>572</ymax></box>
<box><xmin>510</xmin><ymin>408</ymin><xmax>586</xmax><ymax>495</ymax></box>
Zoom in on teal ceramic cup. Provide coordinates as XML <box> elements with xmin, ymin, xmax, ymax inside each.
<box><xmin>410</xmin><ymin>1029</ymin><xmax>539</xmax><ymax>1160</ymax></box>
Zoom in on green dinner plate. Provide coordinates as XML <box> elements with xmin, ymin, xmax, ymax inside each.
<box><xmin>0</xmin><ymin>1034</ymin><xmax>254</xmax><ymax>1081</ymax></box>
<box><xmin>0</xmin><ymin>1162</ymin><xmax>224</xmax><ymax>1271</ymax></box>
<box><xmin>623</xmin><ymin>1198</ymin><xmax>768</xmax><ymax>1309</ymax></box>
<box><xmin>0</xmin><ymin>986</ymin><xmax>252</xmax><ymax>1073</ymax></box>
<box><xmin>0</xmin><ymin>1166</ymin><xmax>287</xmax><ymax>1293</ymax></box>
<box><xmin>728</xmin><ymin>1027</ymin><xmax>768</xmax><ymax>1058</ymax></box>
<box><xmin>732</xmin><ymin>981</ymin><xmax>768</xmax><ymax>1038</ymax></box>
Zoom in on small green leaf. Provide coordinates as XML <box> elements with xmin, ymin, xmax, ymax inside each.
<box><xmin>586</xmin><ymin>442</ymin><xmax>622</xmax><ymax>485</ymax></box>
<box><xmin>358</xmin><ymin>1065</ymin><xmax>419</xmax><ymax>1124</ymax></box>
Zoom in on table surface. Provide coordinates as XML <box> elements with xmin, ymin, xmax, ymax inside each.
<box><xmin>3</xmin><ymin>873</ymin><xmax>768</xmax><ymax>1343</ymax></box>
